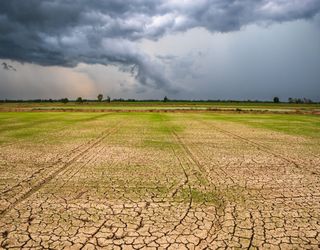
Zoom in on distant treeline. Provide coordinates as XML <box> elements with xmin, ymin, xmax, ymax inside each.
<box><xmin>0</xmin><ymin>97</ymin><xmax>317</xmax><ymax>104</ymax></box>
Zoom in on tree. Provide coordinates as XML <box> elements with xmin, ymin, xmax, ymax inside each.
<box><xmin>97</xmin><ymin>94</ymin><xmax>103</xmax><ymax>102</ymax></box>
<box><xmin>273</xmin><ymin>97</ymin><xmax>280</xmax><ymax>103</ymax></box>
<box><xmin>61</xmin><ymin>98</ymin><xmax>69</xmax><ymax>104</ymax></box>
<box><xmin>76</xmin><ymin>97</ymin><xmax>83</xmax><ymax>103</ymax></box>
<box><xmin>303</xmin><ymin>98</ymin><xmax>313</xmax><ymax>104</ymax></box>
<box><xmin>163</xmin><ymin>96</ymin><xmax>169</xmax><ymax>102</ymax></box>
<box><xmin>288</xmin><ymin>97</ymin><xmax>293</xmax><ymax>103</ymax></box>
<box><xmin>106</xmin><ymin>96</ymin><xmax>111</xmax><ymax>103</ymax></box>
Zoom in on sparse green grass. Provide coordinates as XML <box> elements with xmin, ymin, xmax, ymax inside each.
<box><xmin>0</xmin><ymin>112</ymin><xmax>116</xmax><ymax>144</ymax></box>
<box><xmin>1</xmin><ymin>108</ymin><xmax>319</xmax><ymax>248</ymax></box>
<box><xmin>1</xmin><ymin>111</ymin><xmax>319</xmax><ymax>204</ymax></box>
<box><xmin>1</xmin><ymin>111</ymin><xmax>318</xmax><ymax>146</ymax></box>
<box><xmin>200</xmin><ymin>113</ymin><xmax>320</xmax><ymax>138</ymax></box>
<box><xmin>179</xmin><ymin>188</ymin><xmax>224</xmax><ymax>206</ymax></box>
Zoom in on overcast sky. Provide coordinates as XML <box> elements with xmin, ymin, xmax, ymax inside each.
<box><xmin>1</xmin><ymin>0</ymin><xmax>320</xmax><ymax>101</ymax></box>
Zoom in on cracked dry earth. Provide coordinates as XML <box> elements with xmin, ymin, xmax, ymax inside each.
<box><xmin>0</xmin><ymin>113</ymin><xmax>320</xmax><ymax>249</ymax></box>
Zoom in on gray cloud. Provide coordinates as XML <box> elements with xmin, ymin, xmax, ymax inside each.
<box><xmin>1</xmin><ymin>0</ymin><xmax>320</xmax><ymax>92</ymax></box>
<box><xmin>2</xmin><ymin>62</ymin><xmax>16</xmax><ymax>71</ymax></box>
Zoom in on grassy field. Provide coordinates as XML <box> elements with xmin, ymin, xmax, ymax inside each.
<box><xmin>0</xmin><ymin>112</ymin><xmax>319</xmax><ymax>143</ymax></box>
<box><xmin>0</xmin><ymin>111</ymin><xmax>319</xmax><ymax>248</ymax></box>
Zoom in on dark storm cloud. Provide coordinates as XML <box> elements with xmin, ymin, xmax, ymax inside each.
<box><xmin>1</xmin><ymin>0</ymin><xmax>320</xmax><ymax>91</ymax></box>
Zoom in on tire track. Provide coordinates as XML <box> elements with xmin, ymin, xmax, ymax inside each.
<box><xmin>171</xmin><ymin>130</ymin><xmax>227</xmax><ymax>204</ymax></box>
<box><xmin>0</xmin><ymin>133</ymin><xmax>107</xmax><ymax>197</ymax></box>
<box><xmin>170</xmin><ymin>145</ymin><xmax>192</xmax><ymax>231</ymax></box>
<box><xmin>0</xmin><ymin>113</ymin><xmax>114</xmax><ymax>195</ymax></box>
<box><xmin>0</xmin><ymin>124</ymin><xmax>120</xmax><ymax>219</ymax></box>
<box><xmin>172</xmin><ymin>124</ymin><xmax>258</xmax><ymax>248</ymax></box>
<box><xmin>172</xmin><ymin>131</ymin><xmax>226</xmax><ymax>188</ymax></box>
<box><xmin>0</xmin><ymin>143</ymin><xmax>84</xmax><ymax>197</ymax></box>
<box><xmin>202</xmin><ymin>121</ymin><xmax>320</xmax><ymax>176</ymax></box>
<box><xmin>54</xmin><ymin>138</ymin><xmax>119</xmax><ymax>198</ymax></box>
<box><xmin>186</xmin><ymin>138</ymin><xmax>237</xmax><ymax>186</ymax></box>
<box><xmin>53</xmin><ymin>142</ymin><xmax>107</xmax><ymax>193</ymax></box>
<box><xmin>179</xmin><ymin>119</ymin><xmax>320</xmax><ymax>247</ymax></box>
<box><xmin>81</xmin><ymin>120</ymin><xmax>197</xmax><ymax>247</ymax></box>
<box><xmin>170</xmin><ymin>131</ymin><xmax>226</xmax><ymax>245</ymax></box>
<box><xmin>128</xmin><ymin>132</ymin><xmax>194</xmax><ymax>248</ymax></box>
<box><xmin>184</xmin><ymin>119</ymin><xmax>320</xmax><ymax>194</ymax></box>
<box><xmin>82</xmin><ymin>130</ymin><xmax>195</xmax><ymax>247</ymax></box>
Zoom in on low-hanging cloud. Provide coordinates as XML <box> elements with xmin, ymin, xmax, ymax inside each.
<box><xmin>2</xmin><ymin>62</ymin><xmax>16</xmax><ymax>71</ymax></box>
<box><xmin>1</xmin><ymin>0</ymin><xmax>320</xmax><ymax>92</ymax></box>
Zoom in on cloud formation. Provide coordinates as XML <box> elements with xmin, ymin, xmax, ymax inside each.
<box><xmin>2</xmin><ymin>62</ymin><xmax>16</xmax><ymax>71</ymax></box>
<box><xmin>1</xmin><ymin>0</ymin><xmax>320</xmax><ymax>91</ymax></box>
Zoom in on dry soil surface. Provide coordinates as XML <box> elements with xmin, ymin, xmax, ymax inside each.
<box><xmin>0</xmin><ymin>114</ymin><xmax>319</xmax><ymax>249</ymax></box>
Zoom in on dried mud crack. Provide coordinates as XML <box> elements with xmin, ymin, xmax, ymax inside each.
<box><xmin>0</xmin><ymin>113</ymin><xmax>319</xmax><ymax>249</ymax></box>
<box><xmin>0</xmin><ymin>124</ymin><xmax>121</xmax><ymax>218</ymax></box>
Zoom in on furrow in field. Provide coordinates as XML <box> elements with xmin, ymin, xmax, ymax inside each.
<box><xmin>164</xmin><ymin>118</ymin><xmax>319</xmax><ymax>247</ymax></box>
<box><xmin>171</xmin><ymin>130</ymin><xmax>228</xmax><ymax>190</ymax></box>
<box><xmin>205</xmin><ymin>121</ymin><xmax>320</xmax><ymax>176</ymax></box>
<box><xmin>183</xmin><ymin>118</ymin><xmax>319</xmax><ymax>190</ymax></box>
<box><xmin>0</xmin><ymin>124</ymin><xmax>120</xmax><ymax>219</ymax></box>
<box><xmin>169</xmin><ymin>131</ymin><xmax>225</xmax><ymax>242</ymax></box>
<box><xmin>167</xmin><ymin>146</ymin><xmax>192</xmax><ymax>230</ymax></box>
<box><xmin>0</xmin><ymin>141</ymin><xmax>86</xmax><ymax>197</ymax></box>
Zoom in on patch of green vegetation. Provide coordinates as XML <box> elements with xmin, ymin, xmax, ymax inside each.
<box><xmin>11</xmin><ymin>129</ymin><xmax>41</xmax><ymax>139</ymax></box>
<box><xmin>147</xmin><ymin>113</ymin><xmax>172</xmax><ymax>122</ymax></box>
<box><xmin>196</xmin><ymin>174</ymin><xmax>211</xmax><ymax>186</ymax></box>
<box><xmin>0</xmin><ymin>112</ymin><xmax>120</xmax><ymax>144</ymax></box>
<box><xmin>141</xmin><ymin>139</ymin><xmax>176</xmax><ymax>149</ymax></box>
<box><xmin>201</xmin><ymin>113</ymin><xmax>320</xmax><ymax>139</ymax></box>
<box><xmin>223</xmin><ymin>187</ymin><xmax>247</xmax><ymax>205</ymax></box>
<box><xmin>179</xmin><ymin>188</ymin><xmax>224</xmax><ymax>206</ymax></box>
<box><xmin>132</xmin><ymin>113</ymin><xmax>184</xmax><ymax>148</ymax></box>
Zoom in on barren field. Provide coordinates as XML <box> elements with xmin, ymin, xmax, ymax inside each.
<box><xmin>0</xmin><ymin>112</ymin><xmax>319</xmax><ymax>249</ymax></box>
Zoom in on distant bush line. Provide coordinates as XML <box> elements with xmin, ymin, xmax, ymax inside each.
<box><xmin>0</xmin><ymin>98</ymin><xmax>317</xmax><ymax>104</ymax></box>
